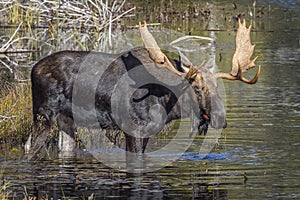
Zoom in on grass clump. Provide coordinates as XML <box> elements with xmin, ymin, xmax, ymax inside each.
<box><xmin>0</xmin><ymin>182</ymin><xmax>10</xmax><ymax>200</ymax></box>
<box><xmin>0</xmin><ymin>83</ymin><xmax>32</xmax><ymax>144</ymax></box>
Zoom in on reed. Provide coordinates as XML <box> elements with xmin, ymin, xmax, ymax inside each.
<box><xmin>0</xmin><ymin>0</ymin><xmax>135</xmax><ymax>80</ymax></box>
<box><xmin>0</xmin><ymin>83</ymin><xmax>32</xmax><ymax>144</ymax></box>
<box><xmin>0</xmin><ymin>0</ymin><xmax>135</xmax><ymax>52</ymax></box>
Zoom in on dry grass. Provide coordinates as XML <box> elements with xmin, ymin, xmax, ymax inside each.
<box><xmin>0</xmin><ymin>83</ymin><xmax>32</xmax><ymax>144</ymax></box>
<box><xmin>0</xmin><ymin>171</ymin><xmax>10</xmax><ymax>200</ymax></box>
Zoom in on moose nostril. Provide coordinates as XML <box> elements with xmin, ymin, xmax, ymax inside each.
<box><xmin>203</xmin><ymin>114</ymin><xmax>209</xmax><ymax>120</ymax></box>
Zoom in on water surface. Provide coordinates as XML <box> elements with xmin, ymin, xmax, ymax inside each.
<box><xmin>0</xmin><ymin>0</ymin><xmax>299</xmax><ymax>199</ymax></box>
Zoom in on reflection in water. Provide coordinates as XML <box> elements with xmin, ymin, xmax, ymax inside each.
<box><xmin>1</xmin><ymin>156</ymin><xmax>230</xmax><ymax>199</ymax></box>
<box><xmin>0</xmin><ymin>1</ymin><xmax>299</xmax><ymax>199</ymax></box>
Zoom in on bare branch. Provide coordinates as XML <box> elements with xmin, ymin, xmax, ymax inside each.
<box><xmin>170</xmin><ymin>35</ymin><xmax>214</xmax><ymax>46</ymax></box>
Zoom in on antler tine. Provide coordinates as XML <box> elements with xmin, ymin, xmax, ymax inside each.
<box><xmin>139</xmin><ymin>21</ymin><xmax>184</xmax><ymax>76</ymax></box>
<box><xmin>239</xmin><ymin>64</ymin><xmax>261</xmax><ymax>84</ymax></box>
<box><xmin>216</xmin><ymin>19</ymin><xmax>261</xmax><ymax>84</ymax></box>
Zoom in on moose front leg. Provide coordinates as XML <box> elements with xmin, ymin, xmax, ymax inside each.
<box><xmin>25</xmin><ymin>117</ymin><xmax>53</xmax><ymax>160</ymax></box>
<box><xmin>57</xmin><ymin>114</ymin><xmax>76</xmax><ymax>157</ymax></box>
<box><xmin>124</xmin><ymin>133</ymin><xmax>149</xmax><ymax>154</ymax></box>
<box><xmin>124</xmin><ymin>133</ymin><xmax>149</xmax><ymax>173</ymax></box>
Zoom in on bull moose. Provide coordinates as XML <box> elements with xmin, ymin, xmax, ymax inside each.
<box><xmin>26</xmin><ymin>20</ymin><xmax>260</xmax><ymax>158</ymax></box>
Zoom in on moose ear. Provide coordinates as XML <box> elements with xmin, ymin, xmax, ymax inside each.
<box><xmin>178</xmin><ymin>51</ymin><xmax>192</xmax><ymax>70</ymax></box>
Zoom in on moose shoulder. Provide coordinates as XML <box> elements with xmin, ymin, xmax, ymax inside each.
<box><xmin>26</xmin><ymin>20</ymin><xmax>260</xmax><ymax>159</ymax></box>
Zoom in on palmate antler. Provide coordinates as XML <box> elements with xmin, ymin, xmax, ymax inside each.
<box><xmin>216</xmin><ymin>19</ymin><xmax>261</xmax><ymax>84</ymax></box>
<box><xmin>139</xmin><ymin>21</ymin><xmax>198</xmax><ymax>79</ymax></box>
<box><xmin>139</xmin><ymin>20</ymin><xmax>260</xmax><ymax>84</ymax></box>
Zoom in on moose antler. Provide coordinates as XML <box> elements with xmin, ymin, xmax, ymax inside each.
<box><xmin>216</xmin><ymin>19</ymin><xmax>261</xmax><ymax>84</ymax></box>
<box><xmin>139</xmin><ymin>21</ymin><xmax>198</xmax><ymax>78</ymax></box>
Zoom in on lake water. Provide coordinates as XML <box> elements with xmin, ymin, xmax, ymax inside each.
<box><xmin>0</xmin><ymin>0</ymin><xmax>299</xmax><ymax>199</ymax></box>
